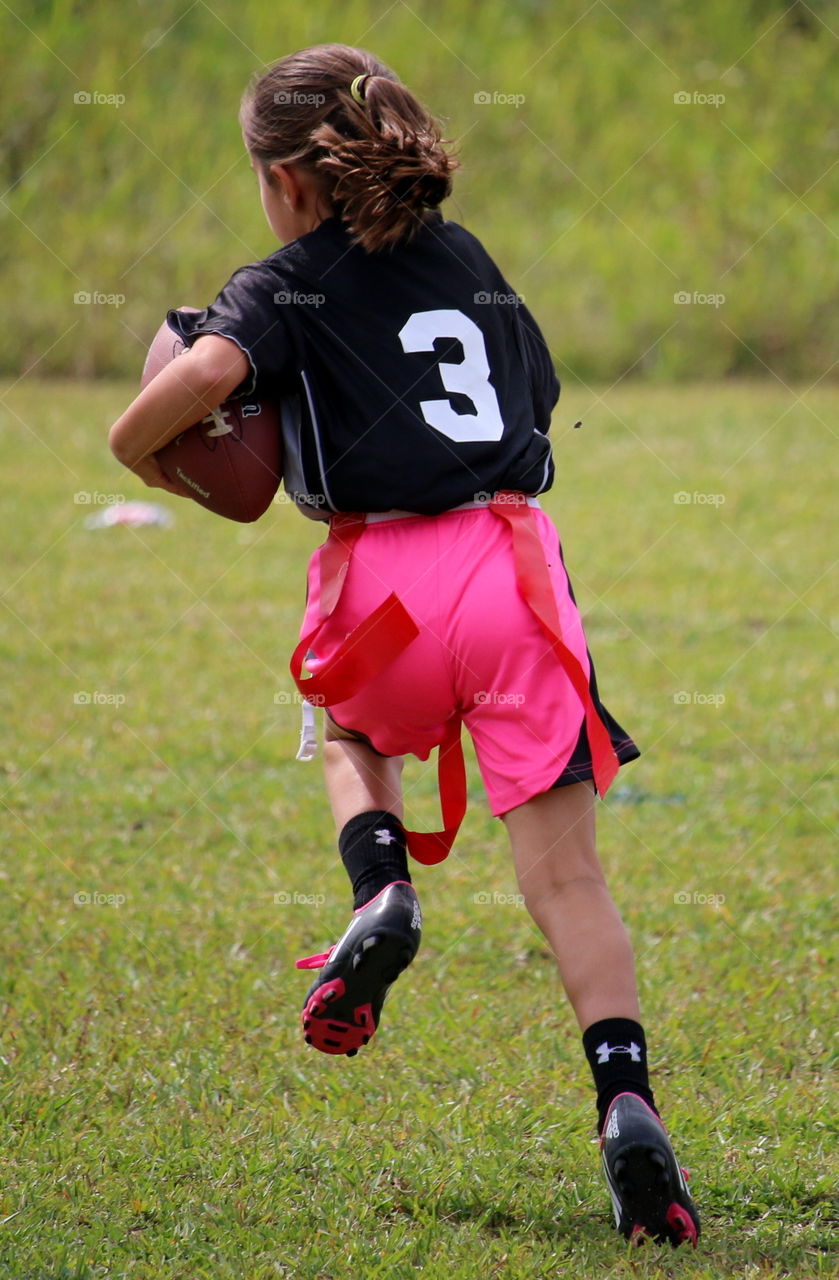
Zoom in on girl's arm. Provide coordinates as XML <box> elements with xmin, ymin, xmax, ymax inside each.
<box><xmin>108</xmin><ymin>334</ymin><xmax>251</xmax><ymax>494</ymax></box>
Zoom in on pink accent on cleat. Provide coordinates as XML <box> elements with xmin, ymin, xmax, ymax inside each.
<box><xmin>304</xmin><ymin>977</ymin><xmax>345</xmax><ymax>1016</ymax></box>
<box><xmin>301</xmin><ymin>984</ymin><xmax>374</xmax><ymax>1055</ymax></box>
<box><xmin>665</xmin><ymin>1203</ymin><xmax>698</xmax><ymax>1247</ymax></box>
<box><xmin>296</xmin><ymin>948</ymin><xmax>334</xmax><ymax>970</ymax></box>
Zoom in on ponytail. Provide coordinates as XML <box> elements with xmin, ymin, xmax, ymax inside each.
<box><xmin>240</xmin><ymin>44</ymin><xmax>458</xmax><ymax>252</ymax></box>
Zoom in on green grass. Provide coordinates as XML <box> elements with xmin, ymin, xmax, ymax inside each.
<box><xmin>0</xmin><ymin>377</ymin><xmax>836</xmax><ymax>1277</ymax></box>
<box><xmin>3</xmin><ymin>0</ymin><xmax>839</xmax><ymax>381</ymax></box>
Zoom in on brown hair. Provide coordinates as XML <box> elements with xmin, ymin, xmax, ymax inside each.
<box><xmin>240</xmin><ymin>44</ymin><xmax>458</xmax><ymax>253</ymax></box>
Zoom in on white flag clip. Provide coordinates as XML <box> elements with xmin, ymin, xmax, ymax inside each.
<box><xmin>296</xmin><ymin>699</ymin><xmax>318</xmax><ymax>762</ymax></box>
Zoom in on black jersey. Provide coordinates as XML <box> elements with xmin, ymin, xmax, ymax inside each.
<box><xmin>168</xmin><ymin>214</ymin><xmax>559</xmax><ymax>516</ymax></box>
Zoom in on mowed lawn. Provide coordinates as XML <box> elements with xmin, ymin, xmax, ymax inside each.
<box><xmin>0</xmin><ymin>378</ymin><xmax>835</xmax><ymax>1279</ymax></box>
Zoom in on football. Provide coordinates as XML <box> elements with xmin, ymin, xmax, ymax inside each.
<box><xmin>141</xmin><ymin>308</ymin><xmax>282</xmax><ymax>522</ymax></box>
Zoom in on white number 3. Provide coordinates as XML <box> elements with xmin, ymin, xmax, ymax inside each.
<box><xmin>398</xmin><ymin>309</ymin><xmax>505</xmax><ymax>443</ymax></box>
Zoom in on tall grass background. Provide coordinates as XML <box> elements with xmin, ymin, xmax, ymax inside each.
<box><xmin>2</xmin><ymin>0</ymin><xmax>838</xmax><ymax>383</ymax></box>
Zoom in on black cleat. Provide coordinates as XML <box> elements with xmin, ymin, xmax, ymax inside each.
<box><xmin>295</xmin><ymin>881</ymin><xmax>421</xmax><ymax>1056</ymax></box>
<box><xmin>600</xmin><ymin>1092</ymin><xmax>700</xmax><ymax>1247</ymax></box>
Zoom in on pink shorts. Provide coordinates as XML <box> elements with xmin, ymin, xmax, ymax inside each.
<box><xmin>300</xmin><ymin>506</ymin><xmax>638</xmax><ymax>816</ymax></box>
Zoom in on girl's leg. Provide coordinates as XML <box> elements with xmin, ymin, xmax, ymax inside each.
<box><xmin>321</xmin><ymin>721</ymin><xmax>409</xmax><ymax>908</ymax></box>
<box><xmin>296</xmin><ymin>724</ymin><xmax>419</xmax><ymax>1058</ymax></box>
<box><xmin>503</xmin><ymin>777</ymin><xmax>653</xmax><ymax>1124</ymax></box>
<box><xmin>501</xmin><ymin>779</ymin><xmax>640</xmax><ymax>1030</ymax></box>
<box><xmin>322</xmin><ymin>729</ymin><xmax>404</xmax><ymax>829</ymax></box>
<box><xmin>503</xmin><ymin>779</ymin><xmax>700</xmax><ymax>1247</ymax></box>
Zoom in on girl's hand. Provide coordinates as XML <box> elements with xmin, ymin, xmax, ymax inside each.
<box><xmin>131</xmin><ymin>453</ymin><xmax>193</xmax><ymax>499</ymax></box>
<box><xmin>109</xmin><ymin>334</ymin><xmax>250</xmax><ymax>480</ymax></box>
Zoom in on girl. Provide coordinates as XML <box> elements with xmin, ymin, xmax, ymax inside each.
<box><xmin>109</xmin><ymin>43</ymin><xmax>699</xmax><ymax>1248</ymax></box>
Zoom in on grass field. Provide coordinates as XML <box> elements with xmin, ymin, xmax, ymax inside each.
<box><xmin>0</xmin><ymin>377</ymin><xmax>836</xmax><ymax>1277</ymax></box>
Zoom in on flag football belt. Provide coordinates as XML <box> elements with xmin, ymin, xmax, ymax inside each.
<box><xmin>290</xmin><ymin>492</ymin><xmax>619</xmax><ymax>865</ymax></box>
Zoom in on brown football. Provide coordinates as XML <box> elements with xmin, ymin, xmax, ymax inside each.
<box><xmin>141</xmin><ymin>308</ymin><xmax>282</xmax><ymax>523</ymax></box>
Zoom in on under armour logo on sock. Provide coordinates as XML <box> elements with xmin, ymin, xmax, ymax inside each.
<box><xmin>374</xmin><ymin>829</ymin><xmax>398</xmax><ymax>845</ymax></box>
<box><xmin>596</xmin><ymin>1040</ymin><xmax>642</xmax><ymax>1064</ymax></box>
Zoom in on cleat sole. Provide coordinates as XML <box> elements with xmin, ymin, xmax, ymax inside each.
<box><xmin>607</xmin><ymin>1145</ymin><xmax>698</xmax><ymax>1246</ymax></box>
<box><xmin>298</xmin><ymin>884</ymin><xmax>421</xmax><ymax>1057</ymax></box>
<box><xmin>601</xmin><ymin>1096</ymin><xmax>700</xmax><ymax>1250</ymax></box>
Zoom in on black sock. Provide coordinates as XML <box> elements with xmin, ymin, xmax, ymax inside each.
<box><xmin>339</xmin><ymin>810</ymin><xmax>410</xmax><ymax>910</ymax></box>
<box><xmin>582</xmin><ymin>1017</ymin><xmax>659</xmax><ymax>1134</ymax></box>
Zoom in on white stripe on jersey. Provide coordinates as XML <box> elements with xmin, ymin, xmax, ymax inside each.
<box><xmin>534</xmin><ymin>428</ymin><xmax>553</xmax><ymax>494</ymax></box>
<box><xmin>301</xmin><ymin>368</ymin><xmax>337</xmax><ymax>512</ymax></box>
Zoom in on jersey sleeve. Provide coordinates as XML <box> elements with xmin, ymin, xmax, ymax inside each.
<box><xmin>515</xmin><ymin>300</ymin><xmax>560</xmax><ymax>433</ymax></box>
<box><xmin>166</xmin><ymin>264</ymin><xmax>292</xmax><ymax>398</ymax></box>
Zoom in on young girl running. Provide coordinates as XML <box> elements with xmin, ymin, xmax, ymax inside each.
<box><xmin>109</xmin><ymin>43</ymin><xmax>699</xmax><ymax>1248</ymax></box>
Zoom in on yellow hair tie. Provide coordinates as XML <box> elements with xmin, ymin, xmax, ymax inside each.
<box><xmin>350</xmin><ymin>74</ymin><xmax>369</xmax><ymax>105</ymax></box>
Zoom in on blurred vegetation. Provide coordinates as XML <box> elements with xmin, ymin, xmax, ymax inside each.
<box><xmin>2</xmin><ymin>0</ymin><xmax>838</xmax><ymax>381</ymax></box>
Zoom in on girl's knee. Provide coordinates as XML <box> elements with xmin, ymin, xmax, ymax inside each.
<box><xmin>519</xmin><ymin>868</ymin><xmax>608</xmax><ymax>912</ymax></box>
